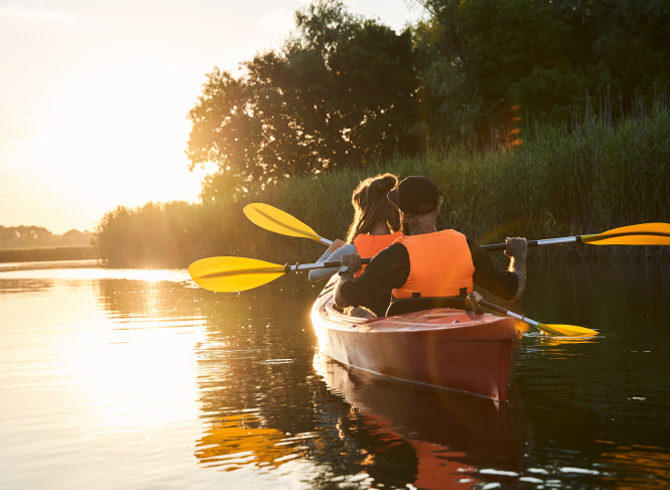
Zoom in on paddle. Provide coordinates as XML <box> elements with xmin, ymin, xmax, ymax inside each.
<box><xmin>244</xmin><ymin>203</ymin><xmax>669</xmax><ymax>251</ymax></box>
<box><xmin>243</xmin><ymin>203</ymin><xmax>333</xmax><ymax>246</ymax></box>
<box><xmin>188</xmin><ymin>256</ymin><xmax>596</xmax><ymax>337</ymax></box>
<box><xmin>479</xmin><ymin>300</ymin><xmax>598</xmax><ymax>337</ymax></box>
<box><xmin>238</xmin><ymin>204</ymin><xmax>600</xmax><ymax>336</ymax></box>
<box><xmin>481</xmin><ymin>223</ymin><xmax>670</xmax><ymax>251</ymax></box>
<box><xmin>188</xmin><ymin>256</ymin><xmax>370</xmax><ymax>293</ymax></box>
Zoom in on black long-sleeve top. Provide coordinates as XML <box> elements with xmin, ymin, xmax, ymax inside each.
<box><xmin>337</xmin><ymin>238</ymin><xmax>519</xmax><ymax>315</ymax></box>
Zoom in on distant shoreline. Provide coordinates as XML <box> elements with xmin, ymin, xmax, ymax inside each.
<box><xmin>0</xmin><ymin>246</ymin><xmax>99</xmax><ymax>264</ymax></box>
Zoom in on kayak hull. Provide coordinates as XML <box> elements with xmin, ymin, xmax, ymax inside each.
<box><xmin>310</xmin><ymin>282</ymin><xmax>524</xmax><ymax>402</ymax></box>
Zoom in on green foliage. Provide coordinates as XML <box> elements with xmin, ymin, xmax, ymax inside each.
<box><xmin>413</xmin><ymin>0</ymin><xmax>575</xmax><ymax>146</ymax></box>
<box><xmin>98</xmin><ymin>96</ymin><xmax>670</xmax><ymax>266</ymax></box>
<box><xmin>187</xmin><ymin>0</ymin><xmax>670</xmax><ymax>201</ymax></box>
<box><xmin>413</xmin><ymin>0</ymin><xmax>670</xmax><ymax>148</ymax></box>
<box><xmin>188</xmin><ymin>0</ymin><xmax>419</xmax><ymax>198</ymax></box>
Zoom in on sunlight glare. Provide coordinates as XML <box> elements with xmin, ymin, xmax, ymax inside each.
<box><xmin>65</xmin><ymin>282</ymin><xmax>207</xmax><ymax>431</ymax></box>
<box><xmin>4</xmin><ymin>43</ymin><xmax>210</xmax><ymax>232</ymax></box>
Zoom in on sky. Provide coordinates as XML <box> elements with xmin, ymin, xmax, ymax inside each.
<box><xmin>1</xmin><ymin>0</ymin><xmax>423</xmax><ymax>234</ymax></box>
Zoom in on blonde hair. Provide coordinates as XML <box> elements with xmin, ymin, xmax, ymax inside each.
<box><xmin>346</xmin><ymin>173</ymin><xmax>401</xmax><ymax>243</ymax></box>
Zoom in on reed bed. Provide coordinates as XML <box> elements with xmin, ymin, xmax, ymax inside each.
<box><xmin>96</xmin><ymin>100</ymin><xmax>670</xmax><ymax>267</ymax></box>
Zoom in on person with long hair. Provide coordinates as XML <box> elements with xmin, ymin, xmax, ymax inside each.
<box><xmin>309</xmin><ymin>173</ymin><xmax>402</xmax><ymax>315</ymax></box>
<box><xmin>345</xmin><ymin>172</ymin><xmax>403</xmax><ymax>275</ymax></box>
<box><xmin>346</xmin><ymin>173</ymin><xmax>401</xmax><ymax>240</ymax></box>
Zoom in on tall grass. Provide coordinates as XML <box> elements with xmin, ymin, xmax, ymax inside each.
<box><xmin>96</xmin><ymin>99</ymin><xmax>670</xmax><ymax>267</ymax></box>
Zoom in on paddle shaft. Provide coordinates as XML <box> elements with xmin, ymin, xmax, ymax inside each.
<box><xmin>199</xmin><ymin>257</ymin><xmax>372</xmax><ymax>278</ymax></box>
<box><xmin>482</xmin><ymin>236</ymin><xmax>583</xmax><ymax>251</ymax></box>
<box><xmin>482</xmin><ymin>224</ymin><xmax>670</xmax><ymax>251</ymax></box>
<box><xmin>286</xmin><ymin>257</ymin><xmax>369</xmax><ymax>274</ymax></box>
<box><xmin>480</xmin><ymin>300</ymin><xmax>542</xmax><ymax>329</ymax></box>
<box><xmin>244</xmin><ymin>205</ymin><xmax>668</xmax><ymax>251</ymax></box>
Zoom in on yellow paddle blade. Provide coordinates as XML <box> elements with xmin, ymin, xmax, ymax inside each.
<box><xmin>244</xmin><ymin>203</ymin><xmax>324</xmax><ymax>243</ymax></box>
<box><xmin>188</xmin><ymin>256</ymin><xmax>286</xmax><ymax>293</ymax></box>
<box><xmin>537</xmin><ymin>323</ymin><xmax>599</xmax><ymax>337</ymax></box>
<box><xmin>584</xmin><ymin>222</ymin><xmax>670</xmax><ymax>245</ymax></box>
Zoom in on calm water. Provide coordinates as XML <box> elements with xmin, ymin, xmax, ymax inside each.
<box><xmin>1</xmin><ymin>260</ymin><xmax>669</xmax><ymax>489</ymax></box>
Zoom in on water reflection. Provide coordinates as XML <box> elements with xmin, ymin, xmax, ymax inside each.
<box><xmin>0</xmin><ymin>278</ymin><xmax>54</xmax><ymax>294</ymax></box>
<box><xmin>598</xmin><ymin>442</ymin><xmax>670</xmax><ymax>488</ymax></box>
<box><xmin>312</xmin><ymin>352</ymin><xmax>526</xmax><ymax>489</ymax></box>
<box><xmin>1</xmin><ymin>262</ymin><xmax>669</xmax><ymax>489</ymax></box>
<box><xmin>521</xmin><ymin>331</ymin><xmax>601</xmax><ymax>360</ymax></box>
<box><xmin>523</xmin><ymin>261</ymin><xmax>670</xmax><ymax>335</ymax></box>
<box><xmin>195</xmin><ymin>412</ymin><xmax>308</xmax><ymax>470</ymax></box>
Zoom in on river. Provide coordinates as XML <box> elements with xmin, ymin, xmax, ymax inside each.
<box><xmin>1</xmin><ymin>260</ymin><xmax>669</xmax><ymax>489</ymax></box>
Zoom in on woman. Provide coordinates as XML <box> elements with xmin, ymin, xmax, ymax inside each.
<box><xmin>346</xmin><ymin>173</ymin><xmax>403</xmax><ymax>276</ymax></box>
<box><xmin>309</xmin><ymin>173</ymin><xmax>402</xmax><ymax>315</ymax></box>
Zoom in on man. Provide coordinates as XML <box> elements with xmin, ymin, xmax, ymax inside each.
<box><xmin>334</xmin><ymin>176</ymin><xmax>527</xmax><ymax>315</ymax></box>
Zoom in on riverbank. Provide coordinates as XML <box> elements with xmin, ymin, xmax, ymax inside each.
<box><xmin>0</xmin><ymin>246</ymin><xmax>98</xmax><ymax>264</ymax></box>
<box><xmin>94</xmin><ymin>101</ymin><xmax>669</xmax><ymax>267</ymax></box>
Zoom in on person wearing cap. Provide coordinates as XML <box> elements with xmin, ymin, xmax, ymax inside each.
<box><xmin>334</xmin><ymin>176</ymin><xmax>527</xmax><ymax>315</ymax></box>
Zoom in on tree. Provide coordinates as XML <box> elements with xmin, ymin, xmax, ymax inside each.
<box><xmin>414</xmin><ymin>0</ymin><xmax>577</xmax><ymax>147</ymax></box>
<box><xmin>187</xmin><ymin>0</ymin><xmax>419</xmax><ymax>199</ymax></box>
<box><xmin>413</xmin><ymin>0</ymin><xmax>670</xmax><ymax>146</ymax></box>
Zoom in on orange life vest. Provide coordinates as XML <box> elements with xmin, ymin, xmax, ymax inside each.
<box><xmin>392</xmin><ymin>229</ymin><xmax>474</xmax><ymax>299</ymax></box>
<box><xmin>353</xmin><ymin>231</ymin><xmax>403</xmax><ymax>277</ymax></box>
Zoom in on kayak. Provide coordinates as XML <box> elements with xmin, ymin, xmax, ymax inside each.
<box><xmin>310</xmin><ymin>279</ymin><xmax>524</xmax><ymax>402</ymax></box>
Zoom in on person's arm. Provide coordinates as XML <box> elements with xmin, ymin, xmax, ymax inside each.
<box><xmin>334</xmin><ymin>244</ymin><xmax>410</xmax><ymax>310</ymax></box>
<box><xmin>469</xmin><ymin>237</ymin><xmax>527</xmax><ymax>301</ymax></box>
<box><xmin>308</xmin><ymin>240</ymin><xmax>354</xmax><ymax>282</ymax></box>
<box><xmin>505</xmin><ymin>237</ymin><xmax>527</xmax><ymax>301</ymax></box>
<box><xmin>334</xmin><ymin>252</ymin><xmax>361</xmax><ymax>308</ymax></box>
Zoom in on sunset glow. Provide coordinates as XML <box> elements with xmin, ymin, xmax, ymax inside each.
<box><xmin>1</xmin><ymin>1</ymin><xmax>419</xmax><ymax>233</ymax></box>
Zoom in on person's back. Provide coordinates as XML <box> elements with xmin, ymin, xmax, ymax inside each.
<box><xmin>352</xmin><ymin>230</ymin><xmax>402</xmax><ymax>278</ymax></box>
<box><xmin>335</xmin><ymin>176</ymin><xmax>528</xmax><ymax>315</ymax></box>
<box><xmin>391</xmin><ymin>229</ymin><xmax>473</xmax><ymax>300</ymax></box>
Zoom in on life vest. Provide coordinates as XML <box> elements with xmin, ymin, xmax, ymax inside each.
<box><xmin>392</xmin><ymin>229</ymin><xmax>474</xmax><ymax>299</ymax></box>
<box><xmin>353</xmin><ymin>231</ymin><xmax>403</xmax><ymax>277</ymax></box>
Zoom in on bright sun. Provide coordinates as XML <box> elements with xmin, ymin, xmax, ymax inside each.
<box><xmin>1</xmin><ymin>1</ymin><xmax>417</xmax><ymax>234</ymax></box>
<box><xmin>27</xmin><ymin>50</ymin><xmax>208</xmax><ymax>230</ymax></box>
<box><xmin>2</xmin><ymin>31</ymin><xmax>212</xmax><ymax>234</ymax></box>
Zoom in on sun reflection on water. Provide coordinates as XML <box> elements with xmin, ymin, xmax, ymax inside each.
<box><xmin>2</xmin><ymin>271</ymin><xmax>206</xmax><ymax>434</ymax></box>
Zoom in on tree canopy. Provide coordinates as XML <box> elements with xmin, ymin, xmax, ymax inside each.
<box><xmin>187</xmin><ymin>1</ymin><xmax>419</xmax><ymax>200</ymax></box>
<box><xmin>186</xmin><ymin>0</ymin><xmax>670</xmax><ymax>197</ymax></box>
<box><xmin>414</xmin><ymin>0</ymin><xmax>670</xmax><ymax>146</ymax></box>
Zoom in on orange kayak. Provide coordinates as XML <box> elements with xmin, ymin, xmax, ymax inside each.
<box><xmin>310</xmin><ymin>280</ymin><xmax>524</xmax><ymax>402</ymax></box>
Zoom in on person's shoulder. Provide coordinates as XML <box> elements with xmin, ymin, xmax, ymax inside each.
<box><xmin>384</xmin><ymin>241</ymin><xmax>407</xmax><ymax>250</ymax></box>
<box><xmin>375</xmin><ymin>242</ymin><xmax>408</xmax><ymax>260</ymax></box>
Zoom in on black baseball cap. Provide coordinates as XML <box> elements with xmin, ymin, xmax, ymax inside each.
<box><xmin>387</xmin><ymin>176</ymin><xmax>439</xmax><ymax>215</ymax></box>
